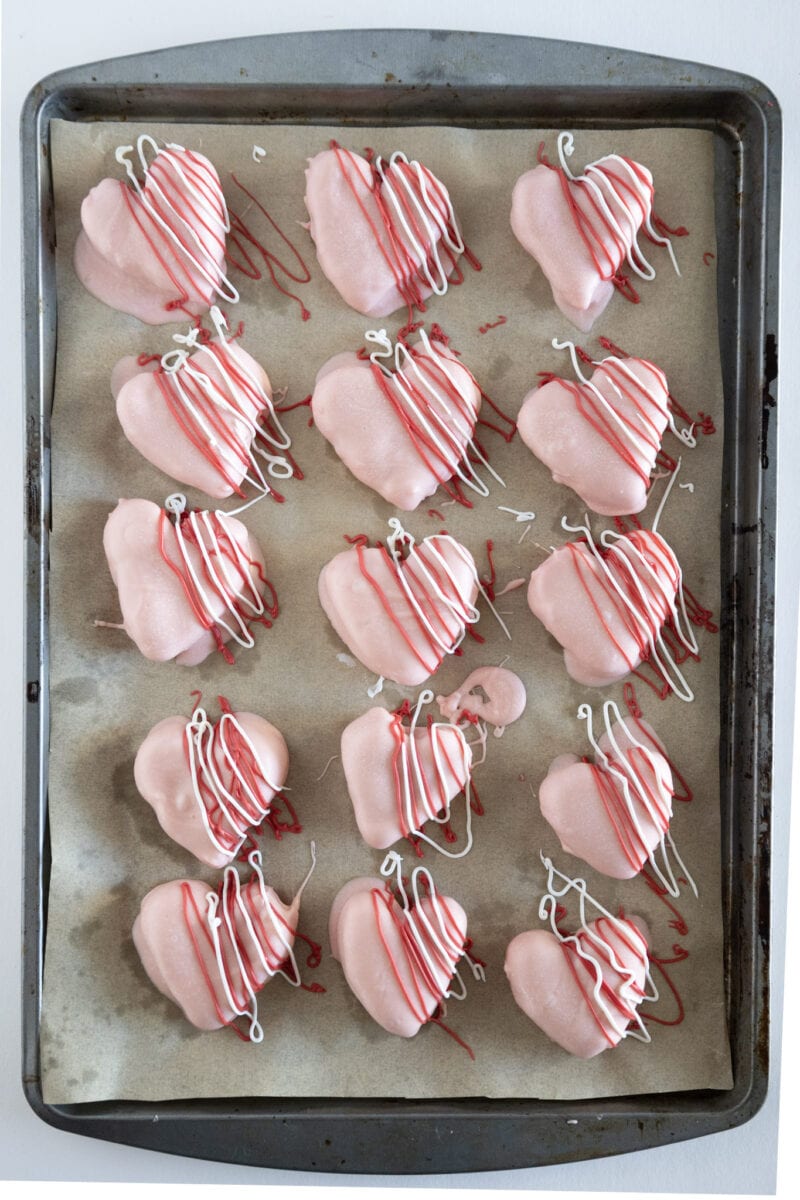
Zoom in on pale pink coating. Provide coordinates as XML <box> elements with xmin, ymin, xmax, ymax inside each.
<box><xmin>134</xmin><ymin>711</ymin><xmax>289</xmax><ymax>868</ymax></box>
<box><xmin>329</xmin><ymin>877</ymin><xmax>468</xmax><ymax>1038</ymax></box>
<box><xmin>74</xmin><ymin>149</ymin><xmax>228</xmax><ymax>325</ymax></box>
<box><xmin>504</xmin><ymin>915</ymin><xmax>650</xmax><ymax>1058</ymax></box>
<box><xmin>340</xmin><ymin>706</ymin><xmax>471</xmax><ymax>849</ymax></box>
<box><xmin>539</xmin><ymin>719</ymin><xmax>672</xmax><ymax>879</ymax></box>
<box><xmin>510</xmin><ymin>159</ymin><xmax>654</xmax><ymax>332</ymax></box>
<box><xmin>318</xmin><ymin>536</ymin><xmax>479</xmax><ymax>686</ymax></box>
<box><xmin>304</xmin><ymin>148</ymin><xmax>455</xmax><ymax>318</ymax></box>
<box><xmin>311</xmin><ymin>339</ymin><xmax>481</xmax><ymax>511</ymax></box>
<box><xmin>112</xmin><ymin>342</ymin><xmax>273</xmax><ymax>500</ymax></box>
<box><xmin>102</xmin><ymin>498</ymin><xmax>267</xmax><ymax>666</ymax></box>
<box><xmin>133</xmin><ymin>876</ymin><xmax>298</xmax><ymax>1032</ymax></box>
<box><xmin>516</xmin><ymin>358</ymin><xmax>671</xmax><ymax>516</ymax></box>
<box><xmin>436</xmin><ymin>666</ymin><xmax>527</xmax><ymax>728</ymax></box>
<box><xmin>526</xmin><ymin>533</ymin><xmax>678</xmax><ymax>687</ymax></box>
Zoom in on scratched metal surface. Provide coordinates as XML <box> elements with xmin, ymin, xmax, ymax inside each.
<box><xmin>21</xmin><ymin>28</ymin><xmax>779</xmax><ymax>1173</ymax></box>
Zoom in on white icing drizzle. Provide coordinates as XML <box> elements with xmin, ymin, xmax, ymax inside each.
<box><xmin>252</xmin><ymin>145</ymin><xmax>267</xmax><ymax>163</ymax></box>
<box><xmin>393</xmin><ymin>689</ymin><xmax>479</xmax><ymax>859</ymax></box>
<box><xmin>385</xmin><ymin>517</ymin><xmax>512</xmax><ymax>646</ymax></box>
<box><xmin>365</xmin><ymin>327</ymin><xmax>505</xmax><ymax>501</ymax></box>
<box><xmin>380</xmin><ymin>850</ymin><xmax>485</xmax><ymax>1007</ymax></box>
<box><xmin>115</xmin><ymin>134</ymin><xmax>239</xmax><ymax>304</ymax></box>
<box><xmin>679</xmin><ymin>481</ymin><xmax>695</xmax><ymax>493</ymax></box>
<box><xmin>204</xmin><ymin>846</ymin><xmax>315</xmax><ymax>1042</ymax></box>
<box><xmin>551</xmin><ymin>338</ymin><xmax>696</xmax><ymax>460</ymax></box>
<box><xmin>185</xmin><ymin>701</ymin><xmax>284</xmax><ymax>859</ymax></box>
<box><xmin>561</xmin><ymin>512</ymin><xmax>699</xmax><ymax>702</ymax></box>
<box><xmin>374</xmin><ymin>151</ymin><xmax>466</xmax><ymax>296</ymax></box>
<box><xmin>158</xmin><ymin>307</ymin><xmax>293</xmax><ymax>510</ymax></box>
<box><xmin>577</xmin><ymin>700</ymin><xmax>697</xmax><ymax>897</ymax></box>
<box><xmin>539</xmin><ymin>853</ymin><xmax>658</xmax><ymax>1045</ymax></box>
<box><xmin>163</xmin><ymin>493</ymin><xmax>268</xmax><ymax>650</ymax></box>
<box><xmin>498</xmin><ymin>506</ymin><xmax>536</xmax><ymax>523</ymax></box>
<box><xmin>556</xmin><ymin>131</ymin><xmax>681</xmax><ymax>280</ymax></box>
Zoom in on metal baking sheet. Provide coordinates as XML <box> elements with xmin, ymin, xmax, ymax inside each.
<box><xmin>21</xmin><ymin>28</ymin><xmax>779</xmax><ymax>1174</ymax></box>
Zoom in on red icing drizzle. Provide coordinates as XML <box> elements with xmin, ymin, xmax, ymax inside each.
<box><xmin>478</xmin><ymin>315</ymin><xmax>507</xmax><ymax>334</ymax></box>
<box><xmin>639</xmin><ymin>867</ymin><xmax>689</xmax><ymax>1026</ymax></box>
<box><xmin>226</xmin><ymin>174</ymin><xmax>312</xmax><ymax>319</ymax></box>
<box><xmin>328</xmin><ymin>140</ymin><xmax>480</xmax><ymax>330</ymax></box>
<box><xmin>157</xmin><ymin>504</ymin><xmax>277</xmax><ymax>664</ymax></box>
<box><xmin>354</xmin><ymin>534</ymin><xmax>477</xmax><ymax>679</ymax></box>
<box><xmin>536</xmin><ymin>141</ymin><xmax>687</xmax><ymax>304</ymax></box>
<box><xmin>369</xmin><ymin>880</ymin><xmax>474</xmax><ymax>1057</ymax></box>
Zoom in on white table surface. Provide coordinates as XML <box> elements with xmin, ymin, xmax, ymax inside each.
<box><xmin>2</xmin><ymin>0</ymin><xmax>797</xmax><ymax>1192</ymax></box>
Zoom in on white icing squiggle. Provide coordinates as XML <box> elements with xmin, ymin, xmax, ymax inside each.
<box><xmin>365</xmin><ymin>327</ymin><xmax>505</xmax><ymax>501</ymax></box>
<box><xmin>539</xmin><ymin>853</ymin><xmax>657</xmax><ymax>1045</ymax></box>
<box><xmin>577</xmin><ymin>700</ymin><xmax>697</xmax><ymax>897</ymax></box>
<box><xmin>115</xmin><ymin>134</ymin><xmax>239</xmax><ymax>304</ymax></box>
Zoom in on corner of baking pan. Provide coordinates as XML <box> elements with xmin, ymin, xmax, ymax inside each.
<box><xmin>20</xmin><ymin>28</ymin><xmax>780</xmax><ymax>1173</ymax></box>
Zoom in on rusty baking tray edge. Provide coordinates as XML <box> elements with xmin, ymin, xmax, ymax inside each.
<box><xmin>20</xmin><ymin>28</ymin><xmax>780</xmax><ymax>1175</ymax></box>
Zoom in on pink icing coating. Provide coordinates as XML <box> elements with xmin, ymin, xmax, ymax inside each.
<box><xmin>329</xmin><ymin>875</ymin><xmax>468</xmax><ymax>1039</ymax></box>
<box><xmin>318</xmin><ymin>533</ymin><xmax>479</xmax><ymax>686</ymax></box>
<box><xmin>517</xmin><ymin>357</ymin><xmax>671</xmax><ymax>516</ymax></box>
<box><xmin>505</xmin><ymin>915</ymin><xmax>650</xmax><ymax>1058</ymax></box>
<box><xmin>436</xmin><ymin>666</ymin><xmax>527</xmax><ymax>728</ymax></box>
<box><xmin>134</xmin><ymin>709</ymin><xmax>289</xmax><ymax>868</ymax></box>
<box><xmin>102</xmin><ymin>498</ymin><xmax>268</xmax><ymax>666</ymax></box>
<box><xmin>75</xmin><ymin>143</ymin><xmax>230</xmax><ymax>325</ymax></box>
<box><xmin>340</xmin><ymin>705</ymin><xmax>471</xmax><ymax>849</ymax></box>
<box><xmin>113</xmin><ymin>340</ymin><xmax>274</xmax><ymax>500</ymax></box>
<box><xmin>539</xmin><ymin>718</ymin><xmax>672</xmax><ymax>879</ymax></box>
<box><xmin>133</xmin><ymin>871</ymin><xmax>299</xmax><ymax>1033</ymax></box>
<box><xmin>311</xmin><ymin>338</ymin><xmax>481</xmax><ymax>511</ymax></box>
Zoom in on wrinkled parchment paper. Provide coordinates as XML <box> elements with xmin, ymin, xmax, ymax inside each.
<box><xmin>41</xmin><ymin>120</ymin><xmax>732</xmax><ymax>1103</ymax></box>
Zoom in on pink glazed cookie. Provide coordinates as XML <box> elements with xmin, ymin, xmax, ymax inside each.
<box><xmin>102</xmin><ymin>495</ymin><xmax>275</xmax><ymax>666</ymax></box>
<box><xmin>113</xmin><ymin>312</ymin><xmax>294</xmax><ymax>501</ymax></box>
<box><xmin>510</xmin><ymin>133</ymin><xmax>684</xmax><ymax>331</ymax></box>
<box><xmin>133</xmin><ymin>851</ymin><xmax>312</xmax><ymax>1039</ymax></box>
<box><xmin>134</xmin><ymin>697</ymin><xmax>290</xmax><ymax>868</ymax></box>
<box><xmin>312</xmin><ymin>329</ymin><xmax>496</xmax><ymax>511</ymax></box>
<box><xmin>304</xmin><ymin>143</ymin><xmax>475</xmax><ymax>318</ymax></box>
<box><xmin>75</xmin><ymin>134</ymin><xmax>238</xmax><ymax>324</ymax></box>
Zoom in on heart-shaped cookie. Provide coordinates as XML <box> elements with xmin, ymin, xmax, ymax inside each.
<box><xmin>318</xmin><ymin>522</ymin><xmax>480</xmax><ymax>687</ymax></box>
<box><xmin>329</xmin><ymin>858</ymin><xmax>470</xmax><ymax>1039</ymax></box>
<box><xmin>505</xmin><ymin>914</ymin><xmax>650</xmax><ymax>1058</ymax></box>
<box><xmin>539</xmin><ymin>703</ymin><xmax>674</xmax><ymax>880</ymax></box>
<box><xmin>113</xmin><ymin>320</ymin><xmax>292</xmax><ymax>502</ymax></box>
<box><xmin>134</xmin><ymin>698</ymin><xmax>290</xmax><ymax>868</ymax></box>
<box><xmin>518</xmin><ymin>350</ymin><xmax>673</xmax><ymax>516</ymax></box>
<box><xmin>527</xmin><ymin>523</ymin><xmax>698</xmax><ymax>698</ymax></box>
<box><xmin>312</xmin><ymin>330</ymin><xmax>486</xmax><ymax>511</ymax></box>
<box><xmin>75</xmin><ymin>134</ymin><xmax>237</xmax><ymax>324</ymax></box>
<box><xmin>510</xmin><ymin>133</ymin><xmax>681</xmax><ymax>332</ymax></box>
<box><xmin>305</xmin><ymin>144</ymin><xmax>469</xmax><ymax>318</ymax></box>
<box><xmin>102</xmin><ymin>495</ymin><xmax>275</xmax><ymax>666</ymax></box>
<box><xmin>340</xmin><ymin>694</ymin><xmax>473</xmax><ymax>851</ymax></box>
<box><xmin>133</xmin><ymin>852</ymin><xmax>303</xmax><ymax>1038</ymax></box>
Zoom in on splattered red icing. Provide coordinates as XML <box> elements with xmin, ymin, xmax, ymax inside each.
<box><xmin>304</xmin><ymin>141</ymin><xmax>480</xmax><ymax>322</ymax></box>
<box><xmin>227</xmin><ymin>173</ymin><xmax>313</xmax><ymax>320</ymax></box>
<box><xmin>505</xmin><ymin>857</ymin><xmax>656</xmax><ymax>1058</ymax></box>
<box><xmin>340</xmin><ymin>690</ymin><xmax>481</xmax><ymax>854</ymax></box>
<box><xmin>134</xmin><ymin>695</ymin><xmax>293</xmax><ymax>868</ymax></box>
<box><xmin>75</xmin><ymin>134</ymin><xmax>238</xmax><ymax>325</ymax></box>
<box><xmin>113</xmin><ymin>308</ymin><xmax>298</xmax><ymax>502</ymax></box>
<box><xmin>312</xmin><ymin>327</ymin><xmax>503</xmax><ymax>511</ymax></box>
<box><xmin>510</xmin><ymin>132</ymin><xmax>687</xmax><ymax>332</ymax></box>
<box><xmin>329</xmin><ymin>851</ymin><xmax>483</xmax><ymax>1053</ymax></box>
<box><xmin>133</xmin><ymin>848</ymin><xmax>318</xmax><ymax>1040</ymax></box>
<box><xmin>101</xmin><ymin>495</ymin><xmax>275</xmax><ymax>666</ymax></box>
